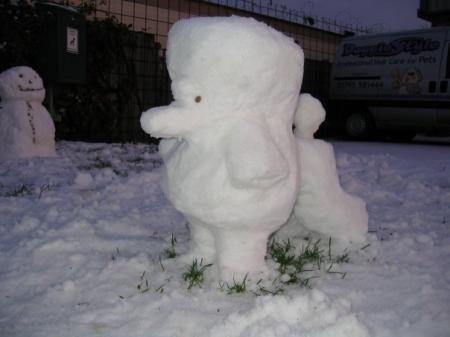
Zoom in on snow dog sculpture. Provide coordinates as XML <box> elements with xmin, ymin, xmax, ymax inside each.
<box><xmin>0</xmin><ymin>66</ymin><xmax>56</xmax><ymax>160</ymax></box>
<box><xmin>291</xmin><ymin>93</ymin><xmax>368</xmax><ymax>243</ymax></box>
<box><xmin>141</xmin><ymin>16</ymin><xmax>304</xmax><ymax>279</ymax></box>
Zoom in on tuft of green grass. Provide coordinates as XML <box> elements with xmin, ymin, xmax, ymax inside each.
<box><xmin>183</xmin><ymin>259</ymin><xmax>213</xmax><ymax>290</ymax></box>
<box><xmin>333</xmin><ymin>252</ymin><xmax>350</xmax><ymax>264</ymax></box>
<box><xmin>221</xmin><ymin>274</ymin><xmax>249</xmax><ymax>294</ymax></box>
<box><xmin>301</xmin><ymin>239</ymin><xmax>323</xmax><ymax>268</ymax></box>
<box><xmin>268</xmin><ymin>239</ymin><xmax>296</xmax><ymax>274</ymax></box>
<box><xmin>267</xmin><ymin>237</ymin><xmax>350</xmax><ymax>289</ymax></box>
<box><xmin>268</xmin><ymin>238</ymin><xmax>323</xmax><ymax>276</ymax></box>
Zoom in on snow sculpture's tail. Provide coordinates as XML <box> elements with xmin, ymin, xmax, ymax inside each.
<box><xmin>293</xmin><ymin>93</ymin><xmax>325</xmax><ymax>139</ymax></box>
<box><xmin>290</xmin><ymin>94</ymin><xmax>368</xmax><ymax>243</ymax></box>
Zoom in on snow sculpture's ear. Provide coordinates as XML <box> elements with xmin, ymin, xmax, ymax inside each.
<box><xmin>293</xmin><ymin>93</ymin><xmax>326</xmax><ymax>139</ymax></box>
<box><xmin>226</xmin><ymin>122</ymin><xmax>288</xmax><ymax>188</ymax></box>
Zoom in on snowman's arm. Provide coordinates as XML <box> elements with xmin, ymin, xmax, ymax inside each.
<box><xmin>225</xmin><ymin>124</ymin><xmax>289</xmax><ymax>189</ymax></box>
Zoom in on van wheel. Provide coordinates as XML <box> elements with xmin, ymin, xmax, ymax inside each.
<box><xmin>345</xmin><ymin>112</ymin><xmax>373</xmax><ymax>139</ymax></box>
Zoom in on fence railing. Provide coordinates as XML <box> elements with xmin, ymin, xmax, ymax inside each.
<box><xmin>2</xmin><ymin>0</ymin><xmax>373</xmax><ymax>141</ymax></box>
<box><xmin>200</xmin><ymin>0</ymin><xmax>374</xmax><ymax>35</ymax></box>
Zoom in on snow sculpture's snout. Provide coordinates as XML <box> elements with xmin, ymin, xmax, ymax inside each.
<box><xmin>140</xmin><ymin>105</ymin><xmax>174</xmax><ymax>138</ymax></box>
<box><xmin>141</xmin><ymin>103</ymin><xmax>205</xmax><ymax>138</ymax></box>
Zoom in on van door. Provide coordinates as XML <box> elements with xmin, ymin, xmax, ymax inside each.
<box><xmin>372</xmin><ymin>30</ymin><xmax>444</xmax><ymax>131</ymax></box>
<box><xmin>436</xmin><ymin>38</ymin><xmax>450</xmax><ymax>130</ymax></box>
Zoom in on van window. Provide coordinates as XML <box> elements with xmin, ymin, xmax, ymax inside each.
<box><xmin>429</xmin><ymin>81</ymin><xmax>437</xmax><ymax>93</ymax></box>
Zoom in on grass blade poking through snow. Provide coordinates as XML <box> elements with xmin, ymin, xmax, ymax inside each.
<box><xmin>163</xmin><ymin>234</ymin><xmax>177</xmax><ymax>259</ymax></box>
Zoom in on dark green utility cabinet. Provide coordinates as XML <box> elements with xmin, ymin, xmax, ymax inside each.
<box><xmin>37</xmin><ymin>2</ymin><xmax>86</xmax><ymax>84</ymax></box>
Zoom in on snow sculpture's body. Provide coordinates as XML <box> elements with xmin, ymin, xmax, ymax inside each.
<box><xmin>141</xmin><ymin>16</ymin><xmax>304</xmax><ymax>279</ymax></box>
<box><xmin>291</xmin><ymin>94</ymin><xmax>368</xmax><ymax>243</ymax></box>
<box><xmin>0</xmin><ymin>66</ymin><xmax>56</xmax><ymax>160</ymax></box>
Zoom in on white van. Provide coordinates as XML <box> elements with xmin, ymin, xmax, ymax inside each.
<box><xmin>329</xmin><ymin>27</ymin><xmax>450</xmax><ymax>139</ymax></box>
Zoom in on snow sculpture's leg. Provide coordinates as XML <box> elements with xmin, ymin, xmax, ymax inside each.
<box><xmin>184</xmin><ymin>221</ymin><xmax>216</xmax><ymax>262</ymax></box>
<box><xmin>216</xmin><ymin>229</ymin><xmax>271</xmax><ymax>281</ymax></box>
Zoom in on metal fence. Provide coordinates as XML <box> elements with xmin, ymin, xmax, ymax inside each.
<box><xmin>62</xmin><ymin>0</ymin><xmax>372</xmax><ymax>141</ymax></box>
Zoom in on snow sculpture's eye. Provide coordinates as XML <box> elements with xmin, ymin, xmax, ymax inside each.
<box><xmin>19</xmin><ymin>74</ymin><xmax>23</xmax><ymax>78</ymax></box>
<box><xmin>195</xmin><ymin>96</ymin><xmax>202</xmax><ymax>103</ymax></box>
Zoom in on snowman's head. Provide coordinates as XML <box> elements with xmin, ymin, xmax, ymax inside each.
<box><xmin>166</xmin><ymin>16</ymin><xmax>304</xmax><ymax>119</ymax></box>
<box><xmin>0</xmin><ymin>66</ymin><xmax>45</xmax><ymax>102</ymax></box>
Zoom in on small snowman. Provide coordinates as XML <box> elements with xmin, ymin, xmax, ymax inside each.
<box><xmin>0</xmin><ymin>66</ymin><xmax>56</xmax><ymax>160</ymax></box>
<box><xmin>285</xmin><ymin>93</ymin><xmax>368</xmax><ymax>243</ymax></box>
<box><xmin>141</xmin><ymin>16</ymin><xmax>304</xmax><ymax>280</ymax></box>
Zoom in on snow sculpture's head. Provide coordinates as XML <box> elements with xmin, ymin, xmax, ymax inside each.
<box><xmin>0</xmin><ymin>66</ymin><xmax>45</xmax><ymax>102</ymax></box>
<box><xmin>166</xmin><ymin>16</ymin><xmax>304</xmax><ymax>117</ymax></box>
<box><xmin>141</xmin><ymin>16</ymin><xmax>304</xmax><ymax>137</ymax></box>
<box><xmin>294</xmin><ymin>93</ymin><xmax>326</xmax><ymax>139</ymax></box>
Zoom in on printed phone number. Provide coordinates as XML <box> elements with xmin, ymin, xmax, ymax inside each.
<box><xmin>336</xmin><ymin>81</ymin><xmax>384</xmax><ymax>89</ymax></box>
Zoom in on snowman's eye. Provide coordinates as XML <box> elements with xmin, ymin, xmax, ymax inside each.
<box><xmin>194</xmin><ymin>96</ymin><xmax>202</xmax><ymax>103</ymax></box>
<box><xmin>19</xmin><ymin>74</ymin><xmax>23</xmax><ymax>78</ymax></box>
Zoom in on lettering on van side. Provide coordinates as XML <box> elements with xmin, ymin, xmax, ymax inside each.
<box><xmin>341</xmin><ymin>37</ymin><xmax>440</xmax><ymax>58</ymax></box>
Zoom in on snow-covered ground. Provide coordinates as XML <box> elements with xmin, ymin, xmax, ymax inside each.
<box><xmin>1</xmin><ymin>140</ymin><xmax>449</xmax><ymax>337</ymax></box>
